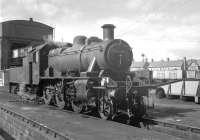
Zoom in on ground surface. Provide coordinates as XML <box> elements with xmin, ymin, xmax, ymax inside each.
<box><xmin>148</xmin><ymin>97</ymin><xmax>200</xmax><ymax>128</ymax></box>
<box><xmin>0</xmin><ymin>88</ymin><xmax>186</xmax><ymax>140</ymax></box>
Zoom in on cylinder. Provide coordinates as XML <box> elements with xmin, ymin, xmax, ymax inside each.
<box><xmin>101</xmin><ymin>24</ymin><xmax>115</xmax><ymax>40</ymax></box>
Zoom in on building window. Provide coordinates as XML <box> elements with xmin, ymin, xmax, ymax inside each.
<box><xmin>187</xmin><ymin>71</ymin><xmax>195</xmax><ymax>79</ymax></box>
<box><xmin>19</xmin><ymin>48</ymin><xmax>25</xmax><ymax>57</ymax></box>
<box><xmin>33</xmin><ymin>52</ymin><xmax>39</xmax><ymax>63</ymax></box>
<box><xmin>169</xmin><ymin>72</ymin><xmax>177</xmax><ymax>79</ymax></box>
<box><xmin>12</xmin><ymin>49</ymin><xmax>19</xmax><ymax>58</ymax></box>
<box><xmin>157</xmin><ymin>72</ymin><xmax>165</xmax><ymax>79</ymax></box>
<box><xmin>11</xmin><ymin>47</ymin><xmax>32</xmax><ymax>58</ymax></box>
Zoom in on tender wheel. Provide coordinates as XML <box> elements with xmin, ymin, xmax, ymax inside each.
<box><xmin>55</xmin><ymin>93</ymin><xmax>65</xmax><ymax>109</ymax></box>
<box><xmin>43</xmin><ymin>88</ymin><xmax>52</xmax><ymax>104</ymax></box>
<box><xmin>98</xmin><ymin>95</ymin><xmax>113</xmax><ymax>120</ymax></box>
<box><xmin>71</xmin><ymin>100</ymin><xmax>83</xmax><ymax>113</ymax></box>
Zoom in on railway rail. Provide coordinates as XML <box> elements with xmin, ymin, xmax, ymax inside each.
<box><xmin>142</xmin><ymin>117</ymin><xmax>200</xmax><ymax>140</ymax></box>
<box><xmin>3</xmin><ymin>103</ymin><xmax>200</xmax><ymax>140</ymax></box>
<box><xmin>63</xmin><ymin>109</ymin><xmax>200</xmax><ymax>139</ymax></box>
<box><xmin>0</xmin><ymin>90</ymin><xmax>199</xmax><ymax>140</ymax></box>
<box><xmin>5</xmin><ymin>96</ymin><xmax>200</xmax><ymax>140</ymax></box>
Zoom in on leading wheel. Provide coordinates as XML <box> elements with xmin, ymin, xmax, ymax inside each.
<box><xmin>43</xmin><ymin>88</ymin><xmax>52</xmax><ymax>105</ymax></box>
<box><xmin>98</xmin><ymin>95</ymin><xmax>113</xmax><ymax>120</ymax></box>
<box><xmin>55</xmin><ymin>93</ymin><xmax>65</xmax><ymax>109</ymax></box>
<box><xmin>71</xmin><ymin>100</ymin><xmax>83</xmax><ymax>113</ymax></box>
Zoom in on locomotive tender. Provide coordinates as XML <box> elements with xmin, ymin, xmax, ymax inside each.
<box><xmin>9</xmin><ymin>24</ymin><xmax>145</xmax><ymax>120</ymax></box>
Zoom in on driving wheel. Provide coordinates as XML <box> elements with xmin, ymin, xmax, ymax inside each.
<box><xmin>98</xmin><ymin>95</ymin><xmax>113</xmax><ymax>120</ymax></box>
<box><xmin>43</xmin><ymin>88</ymin><xmax>52</xmax><ymax>105</ymax></box>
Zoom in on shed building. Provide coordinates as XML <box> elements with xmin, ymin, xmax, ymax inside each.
<box><xmin>0</xmin><ymin>18</ymin><xmax>53</xmax><ymax>69</ymax></box>
<box><xmin>148</xmin><ymin>60</ymin><xmax>184</xmax><ymax>80</ymax></box>
<box><xmin>187</xmin><ymin>59</ymin><xmax>200</xmax><ymax>79</ymax></box>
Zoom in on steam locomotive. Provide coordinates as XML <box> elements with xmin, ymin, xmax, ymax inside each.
<box><xmin>8</xmin><ymin>24</ymin><xmax>146</xmax><ymax>120</ymax></box>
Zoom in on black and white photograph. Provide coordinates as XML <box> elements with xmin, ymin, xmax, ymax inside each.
<box><xmin>0</xmin><ymin>0</ymin><xmax>200</xmax><ymax>140</ymax></box>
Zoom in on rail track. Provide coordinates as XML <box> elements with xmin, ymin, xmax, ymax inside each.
<box><xmin>142</xmin><ymin>117</ymin><xmax>200</xmax><ymax>140</ymax></box>
<box><xmin>2</xmin><ymin>97</ymin><xmax>200</xmax><ymax>140</ymax></box>
<box><xmin>62</xmin><ymin>106</ymin><xmax>200</xmax><ymax>140</ymax></box>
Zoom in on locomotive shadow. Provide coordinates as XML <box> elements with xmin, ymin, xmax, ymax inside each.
<box><xmin>112</xmin><ymin>112</ymin><xmax>145</xmax><ymax>127</ymax></box>
<box><xmin>147</xmin><ymin>106</ymin><xmax>198</xmax><ymax>119</ymax></box>
<box><xmin>130</xmin><ymin>106</ymin><xmax>199</xmax><ymax>129</ymax></box>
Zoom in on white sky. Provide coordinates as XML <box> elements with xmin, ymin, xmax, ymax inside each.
<box><xmin>0</xmin><ymin>0</ymin><xmax>200</xmax><ymax>61</ymax></box>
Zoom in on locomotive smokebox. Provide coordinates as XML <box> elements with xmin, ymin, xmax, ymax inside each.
<box><xmin>101</xmin><ymin>24</ymin><xmax>115</xmax><ymax>40</ymax></box>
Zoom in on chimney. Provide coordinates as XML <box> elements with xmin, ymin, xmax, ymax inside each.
<box><xmin>167</xmin><ymin>57</ymin><xmax>170</xmax><ymax>62</ymax></box>
<box><xmin>101</xmin><ymin>24</ymin><xmax>115</xmax><ymax>40</ymax></box>
<box><xmin>183</xmin><ymin>57</ymin><xmax>187</xmax><ymax>70</ymax></box>
<box><xmin>29</xmin><ymin>18</ymin><xmax>33</xmax><ymax>22</ymax></box>
<box><xmin>183</xmin><ymin>57</ymin><xmax>187</xmax><ymax>79</ymax></box>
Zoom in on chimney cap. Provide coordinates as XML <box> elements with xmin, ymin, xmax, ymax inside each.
<box><xmin>29</xmin><ymin>18</ymin><xmax>33</xmax><ymax>22</ymax></box>
<box><xmin>101</xmin><ymin>24</ymin><xmax>115</xmax><ymax>29</ymax></box>
<box><xmin>167</xmin><ymin>57</ymin><xmax>170</xmax><ymax>61</ymax></box>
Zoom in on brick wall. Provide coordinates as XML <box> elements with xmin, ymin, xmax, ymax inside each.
<box><xmin>0</xmin><ymin>107</ymin><xmax>71</xmax><ymax>140</ymax></box>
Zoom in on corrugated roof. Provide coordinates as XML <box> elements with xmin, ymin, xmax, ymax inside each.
<box><xmin>1</xmin><ymin>20</ymin><xmax>53</xmax><ymax>29</ymax></box>
<box><xmin>148</xmin><ymin>60</ymin><xmax>183</xmax><ymax>68</ymax></box>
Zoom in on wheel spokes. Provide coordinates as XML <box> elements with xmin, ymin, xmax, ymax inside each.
<box><xmin>71</xmin><ymin>101</ymin><xmax>83</xmax><ymax>113</ymax></box>
<box><xmin>99</xmin><ymin>96</ymin><xmax>113</xmax><ymax>120</ymax></box>
<box><xmin>55</xmin><ymin>93</ymin><xmax>65</xmax><ymax>109</ymax></box>
<box><xmin>43</xmin><ymin>89</ymin><xmax>52</xmax><ymax>105</ymax></box>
